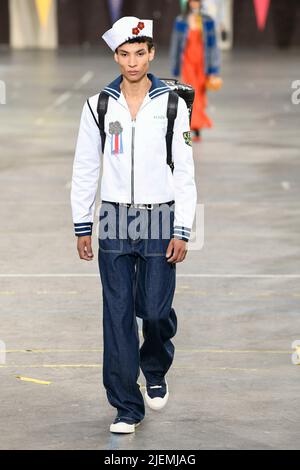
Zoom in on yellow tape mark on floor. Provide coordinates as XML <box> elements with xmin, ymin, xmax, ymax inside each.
<box><xmin>255</xmin><ymin>291</ymin><xmax>273</xmax><ymax>297</ymax></box>
<box><xmin>16</xmin><ymin>375</ymin><xmax>51</xmax><ymax>385</ymax></box>
<box><xmin>175</xmin><ymin>291</ymin><xmax>208</xmax><ymax>296</ymax></box>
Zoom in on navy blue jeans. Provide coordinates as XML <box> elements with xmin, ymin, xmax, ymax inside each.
<box><xmin>97</xmin><ymin>201</ymin><xmax>177</xmax><ymax>424</ymax></box>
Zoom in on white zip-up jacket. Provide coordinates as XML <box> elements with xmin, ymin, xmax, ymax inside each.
<box><xmin>70</xmin><ymin>73</ymin><xmax>197</xmax><ymax>241</ymax></box>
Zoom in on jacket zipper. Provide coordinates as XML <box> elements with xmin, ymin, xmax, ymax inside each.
<box><xmin>131</xmin><ymin>119</ymin><xmax>136</xmax><ymax>204</ymax></box>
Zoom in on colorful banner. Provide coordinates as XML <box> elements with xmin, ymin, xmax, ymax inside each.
<box><xmin>180</xmin><ymin>0</ymin><xmax>188</xmax><ymax>13</ymax></box>
<box><xmin>107</xmin><ymin>0</ymin><xmax>123</xmax><ymax>23</ymax></box>
<box><xmin>253</xmin><ymin>0</ymin><xmax>271</xmax><ymax>31</ymax></box>
<box><xmin>35</xmin><ymin>0</ymin><xmax>52</xmax><ymax>28</ymax></box>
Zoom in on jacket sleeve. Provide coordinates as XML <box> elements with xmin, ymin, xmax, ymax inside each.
<box><xmin>171</xmin><ymin>97</ymin><xmax>197</xmax><ymax>242</ymax></box>
<box><xmin>205</xmin><ymin>17</ymin><xmax>221</xmax><ymax>76</ymax></box>
<box><xmin>70</xmin><ymin>99</ymin><xmax>101</xmax><ymax>237</ymax></box>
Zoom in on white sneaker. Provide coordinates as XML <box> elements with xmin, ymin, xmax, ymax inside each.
<box><xmin>109</xmin><ymin>421</ymin><xmax>141</xmax><ymax>434</ymax></box>
<box><xmin>145</xmin><ymin>380</ymin><xmax>169</xmax><ymax>411</ymax></box>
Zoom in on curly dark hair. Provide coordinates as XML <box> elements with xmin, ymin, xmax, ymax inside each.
<box><xmin>116</xmin><ymin>36</ymin><xmax>155</xmax><ymax>53</ymax></box>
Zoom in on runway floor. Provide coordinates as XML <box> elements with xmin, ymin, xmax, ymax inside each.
<box><xmin>0</xmin><ymin>45</ymin><xmax>299</xmax><ymax>449</ymax></box>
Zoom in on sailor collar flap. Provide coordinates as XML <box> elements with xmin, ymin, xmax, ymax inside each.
<box><xmin>102</xmin><ymin>73</ymin><xmax>172</xmax><ymax>102</ymax></box>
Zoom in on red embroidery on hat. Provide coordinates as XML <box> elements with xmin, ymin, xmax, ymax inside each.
<box><xmin>132</xmin><ymin>21</ymin><xmax>145</xmax><ymax>36</ymax></box>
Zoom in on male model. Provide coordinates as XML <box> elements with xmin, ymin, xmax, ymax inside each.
<box><xmin>71</xmin><ymin>16</ymin><xmax>197</xmax><ymax>434</ymax></box>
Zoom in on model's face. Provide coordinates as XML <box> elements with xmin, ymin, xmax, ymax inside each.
<box><xmin>114</xmin><ymin>42</ymin><xmax>155</xmax><ymax>83</ymax></box>
<box><xmin>189</xmin><ymin>0</ymin><xmax>201</xmax><ymax>10</ymax></box>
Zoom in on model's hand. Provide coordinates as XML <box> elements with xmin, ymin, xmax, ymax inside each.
<box><xmin>77</xmin><ymin>236</ymin><xmax>94</xmax><ymax>261</ymax></box>
<box><xmin>206</xmin><ymin>75</ymin><xmax>223</xmax><ymax>91</ymax></box>
<box><xmin>166</xmin><ymin>239</ymin><xmax>188</xmax><ymax>263</ymax></box>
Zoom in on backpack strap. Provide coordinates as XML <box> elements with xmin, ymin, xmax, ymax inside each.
<box><xmin>166</xmin><ymin>91</ymin><xmax>179</xmax><ymax>174</ymax></box>
<box><xmin>86</xmin><ymin>99</ymin><xmax>99</xmax><ymax>129</ymax></box>
<box><xmin>97</xmin><ymin>91</ymin><xmax>109</xmax><ymax>154</ymax></box>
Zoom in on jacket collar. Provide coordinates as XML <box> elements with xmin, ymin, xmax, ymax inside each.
<box><xmin>103</xmin><ymin>73</ymin><xmax>171</xmax><ymax>101</ymax></box>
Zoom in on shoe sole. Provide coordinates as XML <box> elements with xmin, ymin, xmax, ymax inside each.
<box><xmin>110</xmin><ymin>421</ymin><xmax>141</xmax><ymax>434</ymax></box>
<box><xmin>144</xmin><ymin>381</ymin><xmax>169</xmax><ymax>411</ymax></box>
<box><xmin>145</xmin><ymin>391</ymin><xmax>169</xmax><ymax>410</ymax></box>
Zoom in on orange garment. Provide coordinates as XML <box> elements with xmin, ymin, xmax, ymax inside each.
<box><xmin>181</xmin><ymin>28</ymin><xmax>212</xmax><ymax>130</ymax></box>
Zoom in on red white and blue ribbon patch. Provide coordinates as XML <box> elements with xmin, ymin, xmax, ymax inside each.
<box><xmin>109</xmin><ymin>121</ymin><xmax>124</xmax><ymax>155</ymax></box>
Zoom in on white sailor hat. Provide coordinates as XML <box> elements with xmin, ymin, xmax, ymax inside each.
<box><xmin>102</xmin><ymin>16</ymin><xmax>153</xmax><ymax>52</ymax></box>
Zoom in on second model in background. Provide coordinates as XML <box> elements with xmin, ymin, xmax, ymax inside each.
<box><xmin>170</xmin><ymin>0</ymin><xmax>223</xmax><ymax>142</ymax></box>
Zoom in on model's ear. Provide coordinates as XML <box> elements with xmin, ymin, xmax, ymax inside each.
<box><xmin>149</xmin><ymin>47</ymin><xmax>155</xmax><ymax>62</ymax></box>
<box><xmin>114</xmin><ymin>52</ymin><xmax>119</xmax><ymax>64</ymax></box>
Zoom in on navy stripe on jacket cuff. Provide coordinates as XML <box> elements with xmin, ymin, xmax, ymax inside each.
<box><xmin>74</xmin><ymin>222</ymin><xmax>93</xmax><ymax>237</ymax></box>
<box><xmin>172</xmin><ymin>225</ymin><xmax>191</xmax><ymax>242</ymax></box>
<box><xmin>207</xmin><ymin>67</ymin><xmax>219</xmax><ymax>76</ymax></box>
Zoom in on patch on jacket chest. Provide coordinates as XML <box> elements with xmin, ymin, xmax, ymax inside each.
<box><xmin>183</xmin><ymin>131</ymin><xmax>192</xmax><ymax>147</ymax></box>
<box><xmin>109</xmin><ymin>121</ymin><xmax>124</xmax><ymax>155</ymax></box>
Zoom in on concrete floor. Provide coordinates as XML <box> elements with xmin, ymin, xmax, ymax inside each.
<box><xmin>0</xmin><ymin>45</ymin><xmax>299</xmax><ymax>450</ymax></box>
